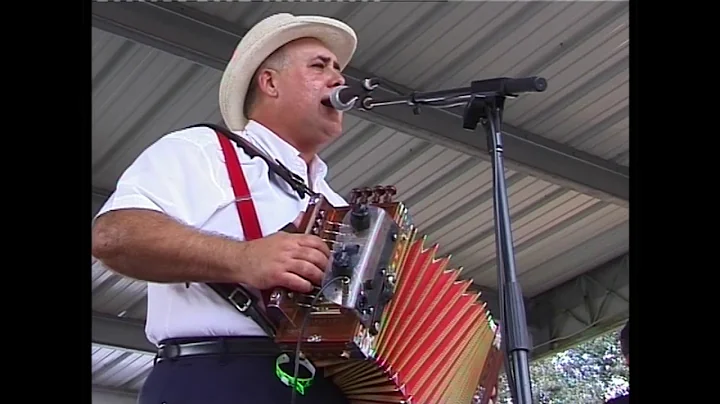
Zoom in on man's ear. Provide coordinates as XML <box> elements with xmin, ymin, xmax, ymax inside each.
<box><xmin>257</xmin><ymin>69</ymin><xmax>279</xmax><ymax>98</ymax></box>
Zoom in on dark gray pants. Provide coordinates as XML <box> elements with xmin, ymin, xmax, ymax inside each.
<box><xmin>138</xmin><ymin>344</ymin><xmax>348</xmax><ymax>404</ymax></box>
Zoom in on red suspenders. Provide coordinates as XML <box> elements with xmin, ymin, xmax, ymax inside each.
<box><xmin>215</xmin><ymin>130</ymin><xmax>276</xmax><ymax>310</ymax></box>
<box><xmin>216</xmin><ymin>132</ymin><xmax>264</xmax><ymax>241</ymax></box>
<box><xmin>190</xmin><ymin>122</ymin><xmax>314</xmax><ymax>338</ymax></box>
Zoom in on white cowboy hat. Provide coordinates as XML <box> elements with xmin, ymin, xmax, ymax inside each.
<box><xmin>219</xmin><ymin>13</ymin><xmax>358</xmax><ymax>131</ymax></box>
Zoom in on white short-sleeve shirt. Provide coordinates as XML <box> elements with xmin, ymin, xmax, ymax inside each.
<box><xmin>95</xmin><ymin>120</ymin><xmax>347</xmax><ymax>345</ymax></box>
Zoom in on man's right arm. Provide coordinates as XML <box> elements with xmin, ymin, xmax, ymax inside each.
<box><xmin>92</xmin><ymin>130</ymin><xmax>246</xmax><ymax>283</ymax></box>
<box><xmin>91</xmin><ymin>129</ymin><xmax>329</xmax><ymax>292</ymax></box>
<box><xmin>92</xmin><ymin>208</ymin><xmax>246</xmax><ymax>284</ymax></box>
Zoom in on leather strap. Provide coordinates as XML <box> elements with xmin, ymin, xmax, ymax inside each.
<box><xmin>204</xmin><ymin>282</ymin><xmax>276</xmax><ymax>338</ymax></box>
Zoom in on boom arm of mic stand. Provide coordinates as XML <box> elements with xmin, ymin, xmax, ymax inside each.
<box><xmin>360</xmin><ymin>76</ymin><xmax>547</xmax><ymax>110</ymax></box>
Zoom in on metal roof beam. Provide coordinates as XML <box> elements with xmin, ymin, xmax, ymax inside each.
<box><xmin>93</xmin><ymin>312</ymin><xmax>154</xmax><ymax>353</ymax></box>
<box><xmin>91</xmin><ymin>2</ymin><xmax>629</xmax><ymax>206</ymax></box>
<box><xmin>526</xmin><ymin>253</ymin><xmax>629</xmax><ymax>358</ymax></box>
<box><xmin>92</xmin><ymin>187</ymin><xmax>109</xmax><ymax>217</ymax></box>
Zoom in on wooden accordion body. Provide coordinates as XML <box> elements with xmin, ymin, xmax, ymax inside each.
<box><xmin>264</xmin><ymin>186</ymin><xmax>503</xmax><ymax>404</ymax></box>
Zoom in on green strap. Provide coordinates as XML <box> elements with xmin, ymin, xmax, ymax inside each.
<box><xmin>275</xmin><ymin>353</ymin><xmax>316</xmax><ymax>395</ymax></box>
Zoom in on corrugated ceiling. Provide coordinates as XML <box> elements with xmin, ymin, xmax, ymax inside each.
<box><xmin>91</xmin><ymin>1</ymin><xmax>628</xmax><ymax>395</ymax></box>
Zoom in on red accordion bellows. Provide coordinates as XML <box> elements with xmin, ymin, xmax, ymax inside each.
<box><xmin>315</xmin><ymin>238</ymin><xmax>503</xmax><ymax>404</ymax></box>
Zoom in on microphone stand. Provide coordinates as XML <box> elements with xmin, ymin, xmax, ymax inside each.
<box><xmin>358</xmin><ymin>77</ymin><xmax>546</xmax><ymax>404</ymax></box>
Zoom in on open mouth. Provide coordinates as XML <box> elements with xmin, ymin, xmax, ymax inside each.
<box><xmin>321</xmin><ymin>97</ymin><xmax>333</xmax><ymax>109</ymax></box>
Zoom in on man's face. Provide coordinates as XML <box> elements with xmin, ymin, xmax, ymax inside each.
<box><xmin>273</xmin><ymin>38</ymin><xmax>346</xmax><ymax>150</ymax></box>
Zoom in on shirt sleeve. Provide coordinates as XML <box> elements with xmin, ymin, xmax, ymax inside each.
<box><xmin>95</xmin><ymin>130</ymin><xmax>224</xmax><ymax>227</ymax></box>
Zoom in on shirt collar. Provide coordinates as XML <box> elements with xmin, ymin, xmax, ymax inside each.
<box><xmin>242</xmin><ymin>120</ymin><xmax>329</xmax><ymax>186</ymax></box>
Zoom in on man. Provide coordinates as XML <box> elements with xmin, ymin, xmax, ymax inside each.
<box><xmin>91</xmin><ymin>13</ymin><xmax>357</xmax><ymax>404</ymax></box>
<box><xmin>606</xmin><ymin>320</ymin><xmax>629</xmax><ymax>404</ymax></box>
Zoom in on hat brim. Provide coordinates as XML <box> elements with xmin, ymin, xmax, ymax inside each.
<box><xmin>219</xmin><ymin>14</ymin><xmax>357</xmax><ymax>131</ymax></box>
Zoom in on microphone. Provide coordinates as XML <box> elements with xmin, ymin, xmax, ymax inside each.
<box><xmin>323</xmin><ymin>85</ymin><xmax>362</xmax><ymax>111</ymax></box>
<box><xmin>322</xmin><ymin>78</ymin><xmax>379</xmax><ymax>112</ymax></box>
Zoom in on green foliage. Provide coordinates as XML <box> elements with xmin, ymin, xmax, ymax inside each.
<box><xmin>495</xmin><ymin>329</ymin><xmax>629</xmax><ymax>404</ymax></box>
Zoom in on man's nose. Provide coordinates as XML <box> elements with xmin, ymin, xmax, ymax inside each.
<box><xmin>329</xmin><ymin>70</ymin><xmax>345</xmax><ymax>87</ymax></box>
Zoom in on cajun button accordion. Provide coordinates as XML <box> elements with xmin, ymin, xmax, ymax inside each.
<box><xmin>266</xmin><ymin>185</ymin><xmax>503</xmax><ymax>404</ymax></box>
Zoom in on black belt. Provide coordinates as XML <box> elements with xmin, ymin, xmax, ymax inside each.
<box><xmin>155</xmin><ymin>337</ymin><xmax>281</xmax><ymax>363</ymax></box>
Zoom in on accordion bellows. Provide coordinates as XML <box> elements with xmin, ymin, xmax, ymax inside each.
<box><xmin>314</xmin><ymin>237</ymin><xmax>503</xmax><ymax>404</ymax></box>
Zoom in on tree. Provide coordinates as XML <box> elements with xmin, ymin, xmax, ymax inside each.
<box><xmin>494</xmin><ymin>328</ymin><xmax>629</xmax><ymax>404</ymax></box>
